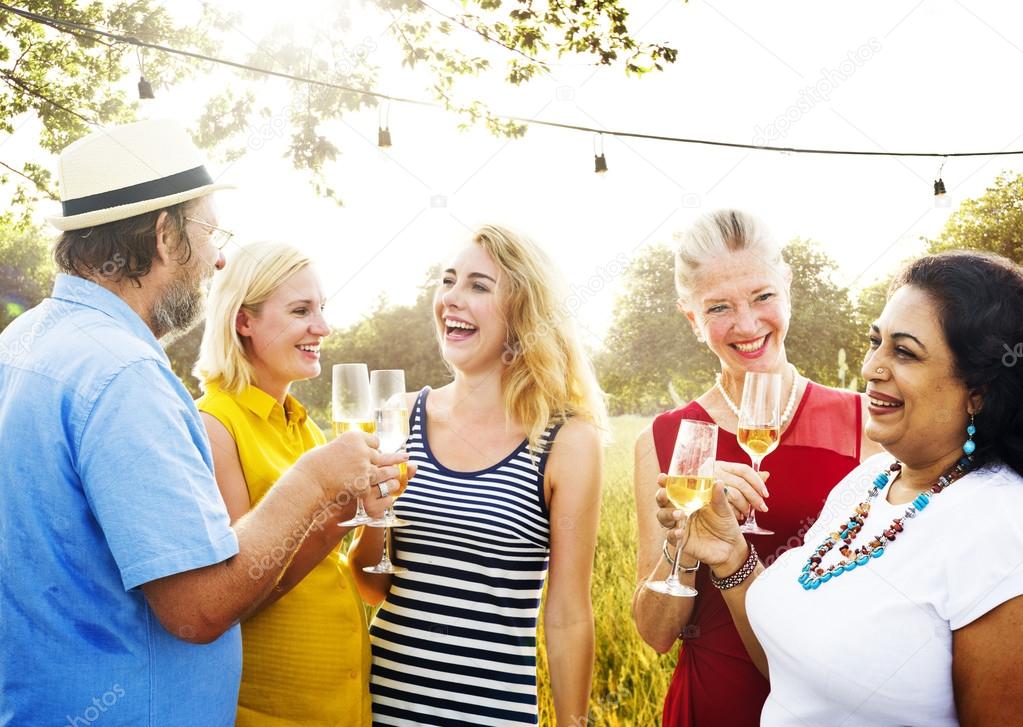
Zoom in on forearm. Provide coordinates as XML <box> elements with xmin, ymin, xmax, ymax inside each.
<box><xmin>711</xmin><ymin>546</ymin><xmax>768</xmax><ymax>677</ymax></box>
<box><xmin>546</xmin><ymin>615</ymin><xmax>594</xmax><ymax>725</ymax></box>
<box><xmin>144</xmin><ymin>467</ymin><xmax>336</xmax><ymax>641</ymax></box>
<box><xmin>248</xmin><ymin>496</ymin><xmax>359</xmax><ymax>615</ymax></box>
<box><xmin>632</xmin><ymin>546</ymin><xmax>697</xmax><ymax>653</ymax></box>
<box><xmin>347</xmin><ymin>525</ymin><xmax>390</xmax><ymax>605</ymax></box>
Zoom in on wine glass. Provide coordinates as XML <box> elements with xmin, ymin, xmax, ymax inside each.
<box><xmin>333</xmin><ymin>363</ymin><xmax>376</xmax><ymax>527</ymax></box>
<box><xmin>363</xmin><ymin>369</ymin><xmax>411</xmax><ymax>575</ymax></box>
<box><xmin>646</xmin><ymin>419</ymin><xmax>718</xmax><ymax>598</ymax></box>
<box><xmin>737</xmin><ymin>371</ymin><xmax>780</xmax><ymax>536</ymax></box>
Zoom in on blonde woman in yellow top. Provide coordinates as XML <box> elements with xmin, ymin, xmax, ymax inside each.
<box><xmin>194</xmin><ymin>241</ymin><xmax>399</xmax><ymax>726</ymax></box>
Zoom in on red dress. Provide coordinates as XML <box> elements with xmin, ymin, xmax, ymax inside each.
<box><xmin>654</xmin><ymin>382</ymin><xmax>862</xmax><ymax>727</ymax></box>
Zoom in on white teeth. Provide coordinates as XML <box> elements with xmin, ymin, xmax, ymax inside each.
<box><xmin>297</xmin><ymin>345</ymin><xmax>319</xmax><ymax>353</ymax></box>
<box><xmin>733</xmin><ymin>336</ymin><xmax>766</xmax><ymax>353</ymax></box>
<box><xmin>869</xmin><ymin>397</ymin><xmax>901</xmax><ymax>408</ymax></box>
<box><xmin>445</xmin><ymin>319</ymin><xmax>477</xmax><ymax>331</ymax></box>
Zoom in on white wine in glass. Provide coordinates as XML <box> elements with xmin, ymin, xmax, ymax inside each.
<box><xmin>364</xmin><ymin>369</ymin><xmax>410</xmax><ymax>575</ymax></box>
<box><xmin>646</xmin><ymin>419</ymin><xmax>718</xmax><ymax>598</ymax></box>
<box><xmin>333</xmin><ymin>363</ymin><xmax>376</xmax><ymax>527</ymax></box>
<box><xmin>737</xmin><ymin>371</ymin><xmax>780</xmax><ymax>536</ymax></box>
<box><xmin>664</xmin><ymin>474</ymin><xmax>715</xmax><ymax>515</ymax></box>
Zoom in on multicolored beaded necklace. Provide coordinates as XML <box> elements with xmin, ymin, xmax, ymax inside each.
<box><xmin>799</xmin><ymin>455</ymin><xmax>974</xmax><ymax>590</ymax></box>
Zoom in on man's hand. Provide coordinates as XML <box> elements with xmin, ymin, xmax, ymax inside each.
<box><xmin>294</xmin><ymin>431</ymin><xmax>405</xmax><ymax>509</ymax></box>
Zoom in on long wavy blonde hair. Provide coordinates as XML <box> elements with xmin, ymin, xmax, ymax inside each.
<box><xmin>194</xmin><ymin>240</ymin><xmax>312</xmax><ymax>394</ymax></box>
<box><xmin>470</xmin><ymin>224</ymin><xmax>609</xmax><ymax>450</ymax></box>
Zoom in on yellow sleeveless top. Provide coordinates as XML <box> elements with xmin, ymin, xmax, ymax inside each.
<box><xmin>197</xmin><ymin>382</ymin><xmax>371</xmax><ymax>727</ymax></box>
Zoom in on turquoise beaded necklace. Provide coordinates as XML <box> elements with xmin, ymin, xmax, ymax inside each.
<box><xmin>799</xmin><ymin>456</ymin><xmax>974</xmax><ymax>590</ymax></box>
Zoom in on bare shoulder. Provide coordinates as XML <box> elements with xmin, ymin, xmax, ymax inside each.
<box><xmin>200</xmin><ymin>411</ymin><xmax>234</xmax><ymax>443</ymax></box>
<box><xmin>551</xmin><ymin>417</ymin><xmax>602</xmax><ymax>456</ymax></box>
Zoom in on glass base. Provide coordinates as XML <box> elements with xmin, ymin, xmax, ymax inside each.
<box><xmin>339</xmin><ymin>513</ymin><xmax>376</xmax><ymax>527</ymax></box>
<box><xmin>363</xmin><ymin>561</ymin><xmax>408</xmax><ymax>575</ymax></box>
<box><xmin>367</xmin><ymin>515</ymin><xmax>410</xmax><ymax>528</ymax></box>
<box><xmin>739</xmin><ymin>522</ymin><xmax>774</xmax><ymax>535</ymax></box>
<box><xmin>645</xmin><ymin>578</ymin><xmax>697</xmax><ymax>597</ymax></box>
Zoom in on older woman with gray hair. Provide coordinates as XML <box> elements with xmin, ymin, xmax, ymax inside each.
<box><xmin>632</xmin><ymin>209</ymin><xmax>881</xmax><ymax>726</ymax></box>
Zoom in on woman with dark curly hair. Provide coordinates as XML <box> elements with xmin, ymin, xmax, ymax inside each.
<box><xmin>660</xmin><ymin>250</ymin><xmax>1023</xmax><ymax>725</ymax></box>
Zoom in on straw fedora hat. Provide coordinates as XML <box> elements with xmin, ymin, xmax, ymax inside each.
<box><xmin>48</xmin><ymin>118</ymin><xmax>234</xmax><ymax>231</ymax></box>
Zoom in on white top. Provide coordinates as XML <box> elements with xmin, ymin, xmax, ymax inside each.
<box><xmin>747</xmin><ymin>453</ymin><xmax>1023</xmax><ymax>726</ymax></box>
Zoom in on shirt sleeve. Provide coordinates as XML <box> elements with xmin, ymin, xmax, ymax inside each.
<box><xmin>77</xmin><ymin>359</ymin><xmax>239</xmax><ymax>591</ymax></box>
<box><xmin>945</xmin><ymin>466</ymin><xmax>1023</xmax><ymax>630</ymax></box>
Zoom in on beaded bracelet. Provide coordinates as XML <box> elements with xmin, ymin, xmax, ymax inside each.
<box><xmin>710</xmin><ymin>542</ymin><xmax>759</xmax><ymax>590</ymax></box>
<box><xmin>662</xmin><ymin>540</ymin><xmax>701</xmax><ymax>573</ymax></box>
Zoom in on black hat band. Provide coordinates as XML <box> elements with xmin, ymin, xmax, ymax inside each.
<box><xmin>61</xmin><ymin>165</ymin><xmax>214</xmax><ymax>217</ymax></box>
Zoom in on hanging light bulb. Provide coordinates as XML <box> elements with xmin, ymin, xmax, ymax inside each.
<box><xmin>136</xmin><ymin>47</ymin><xmax>155</xmax><ymax>99</ymax></box>
<box><xmin>593</xmin><ymin>133</ymin><xmax>608</xmax><ymax>174</ymax></box>
<box><xmin>378</xmin><ymin>102</ymin><xmax>391</xmax><ymax>148</ymax></box>
<box><xmin>934</xmin><ymin>157</ymin><xmax>950</xmax><ymax>207</ymax></box>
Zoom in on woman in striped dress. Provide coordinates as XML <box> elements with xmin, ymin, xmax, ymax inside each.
<box><xmin>350</xmin><ymin>224</ymin><xmax>608</xmax><ymax>725</ymax></box>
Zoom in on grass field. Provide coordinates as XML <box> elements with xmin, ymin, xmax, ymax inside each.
<box><xmin>536</xmin><ymin>416</ymin><xmax>677</xmax><ymax>726</ymax></box>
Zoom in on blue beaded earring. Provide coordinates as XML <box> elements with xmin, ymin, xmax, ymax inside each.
<box><xmin>963</xmin><ymin>414</ymin><xmax>977</xmax><ymax>455</ymax></box>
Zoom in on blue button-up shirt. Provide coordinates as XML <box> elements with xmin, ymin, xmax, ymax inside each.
<box><xmin>0</xmin><ymin>275</ymin><xmax>241</xmax><ymax>726</ymax></box>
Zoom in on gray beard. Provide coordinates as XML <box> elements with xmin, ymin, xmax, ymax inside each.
<box><xmin>152</xmin><ymin>266</ymin><xmax>206</xmax><ymax>341</ymax></box>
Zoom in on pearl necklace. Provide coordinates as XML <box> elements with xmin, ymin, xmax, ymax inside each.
<box><xmin>799</xmin><ymin>456</ymin><xmax>973</xmax><ymax>590</ymax></box>
<box><xmin>715</xmin><ymin>363</ymin><xmax>800</xmax><ymax>426</ymax></box>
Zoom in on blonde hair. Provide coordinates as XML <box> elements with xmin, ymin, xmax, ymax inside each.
<box><xmin>674</xmin><ymin>209</ymin><xmax>790</xmax><ymax>301</ymax></box>
<box><xmin>194</xmin><ymin>240</ymin><xmax>312</xmax><ymax>394</ymax></box>
<box><xmin>471</xmin><ymin>224</ymin><xmax>609</xmax><ymax>450</ymax></box>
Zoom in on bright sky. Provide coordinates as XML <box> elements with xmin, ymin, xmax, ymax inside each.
<box><xmin>10</xmin><ymin>1</ymin><xmax>1023</xmax><ymax>350</ymax></box>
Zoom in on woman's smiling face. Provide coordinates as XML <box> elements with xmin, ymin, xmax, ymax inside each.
<box><xmin>861</xmin><ymin>284</ymin><xmax>979</xmax><ymax>466</ymax></box>
<box><xmin>433</xmin><ymin>244</ymin><xmax>509</xmax><ymax>373</ymax></box>
<box><xmin>685</xmin><ymin>248</ymin><xmax>792</xmax><ymax>374</ymax></box>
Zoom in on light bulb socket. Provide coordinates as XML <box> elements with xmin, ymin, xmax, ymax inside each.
<box><xmin>378</xmin><ymin>127</ymin><xmax>392</xmax><ymax>148</ymax></box>
<box><xmin>137</xmin><ymin>76</ymin><xmax>155</xmax><ymax>100</ymax></box>
<box><xmin>934</xmin><ymin>178</ymin><xmax>947</xmax><ymax>196</ymax></box>
<box><xmin>594</xmin><ymin>153</ymin><xmax>608</xmax><ymax>174</ymax></box>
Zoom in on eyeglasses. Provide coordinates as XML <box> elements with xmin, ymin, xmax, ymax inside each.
<box><xmin>185</xmin><ymin>217</ymin><xmax>234</xmax><ymax>250</ymax></box>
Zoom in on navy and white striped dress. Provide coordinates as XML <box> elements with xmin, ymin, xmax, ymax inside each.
<box><xmin>369</xmin><ymin>387</ymin><xmax>561</xmax><ymax>726</ymax></box>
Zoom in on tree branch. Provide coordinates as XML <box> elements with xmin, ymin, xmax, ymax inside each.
<box><xmin>0</xmin><ymin>159</ymin><xmax>47</xmax><ymax>193</ymax></box>
<box><xmin>0</xmin><ymin>70</ymin><xmax>96</xmax><ymax>125</ymax></box>
<box><xmin>416</xmin><ymin>0</ymin><xmax>551</xmax><ymax>71</ymax></box>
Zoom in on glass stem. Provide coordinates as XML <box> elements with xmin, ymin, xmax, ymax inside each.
<box><xmin>747</xmin><ymin>458</ymin><xmax>762</xmax><ymax>523</ymax></box>
<box><xmin>667</xmin><ymin>519</ymin><xmax>685</xmax><ymax>584</ymax></box>
<box><xmin>354</xmin><ymin>497</ymin><xmax>368</xmax><ymax>518</ymax></box>
<box><xmin>378</xmin><ymin>526</ymin><xmax>394</xmax><ymax>570</ymax></box>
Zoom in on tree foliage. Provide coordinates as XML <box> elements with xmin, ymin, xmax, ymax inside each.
<box><xmin>597</xmin><ymin>239</ymin><xmax>863</xmax><ymax>416</ymax></box>
<box><xmin>195</xmin><ymin>0</ymin><xmax>676</xmax><ymax>201</ymax></box>
<box><xmin>0</xmin><ymin>219</ymin><xmax>53</xmax><ymax>329</ymax></box>
<box><xmin>0</xmin><ymin>1</ymin><xmax>223</xmax><ymax>219</ymax></box>
<box><xmin>927</xmin><ymin>171</ymin><xmax>1023</xmax><ymax>263</ymax></box>
<box><xmin>783</xmin><ymin>237</ymin><xmax>862</xmax><ymax>390</ymax></box>
<box><xmin>595</xmin><ymin>244</ymin><xmax>715</xmax><ymax>417</ymax></box>
<box><xmin>1</xmin><ymin>1</ymin><xmax>677</xmax><ymax>212</ymax></box>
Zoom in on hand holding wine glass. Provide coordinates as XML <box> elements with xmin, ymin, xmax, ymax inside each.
<box><xmin>645</xmin><ymin>419</ymin><xmax>718</xmax><ymax>598</ymax></box>
<box><xmin>656</xmin><ymin>475</ymin><xmax>745</xmax><ymax>569</ymax></box>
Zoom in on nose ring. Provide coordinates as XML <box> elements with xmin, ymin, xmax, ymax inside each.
<box><xmin>876</xmin><ymin>367</ymin><xmax>885</xmax><ymax>375</ymax></box>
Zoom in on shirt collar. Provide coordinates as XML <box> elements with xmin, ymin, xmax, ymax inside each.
<box><xmin>230</xmin><ymin>383</ymin><xmax>308</xmax><ymax>426</ymax></box>
<box><xmin>50</xmin><ymin>274</ymin><xmax>167</xmax><ymax>361</ymax></box>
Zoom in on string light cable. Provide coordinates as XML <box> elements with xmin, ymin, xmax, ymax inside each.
<box><xmin>3</xmin><ymin>2</ymin><xmax>1023</xmax><ymax>160</ymax></box>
